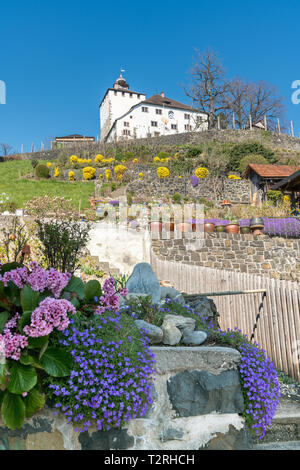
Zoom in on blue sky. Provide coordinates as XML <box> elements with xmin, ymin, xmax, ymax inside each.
<box><xmin>1</xmin><ymin>0</ymin><xmax>300</xmax><ymax>152</ymax></box>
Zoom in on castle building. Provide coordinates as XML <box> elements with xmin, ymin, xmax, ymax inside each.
<box><xmin>99</xmin><ymin>73</ymin><xmax>208</xmax><ymax>142</ymax></box>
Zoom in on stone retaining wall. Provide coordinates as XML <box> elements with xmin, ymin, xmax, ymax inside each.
<box><xmin>0</xmin><ymin>346</ymin><xmax>252</xmax><ymax>450</ymax></box>
<box><xmin>151</xmin><ymin>233</ymin><xmax>300</xmax><ymax>281</ymax></box>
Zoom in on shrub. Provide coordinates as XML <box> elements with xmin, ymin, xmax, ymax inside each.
<box><xmin>185</xmin><ymin>146</ymin><xmax>202</xmax><ymax>158</ymax></box>
<box><xmin>228</xmin><ymin>142</ymin><xmax>277</xmax><ymax>172</ymax></box>
<box><xmin>31</xmin><ymin>159</ymin><xmax>39</xmax><ymax>169</ymax></box>
<box><xmin>36</xmin><ymin>219</ymin><xmax>92</xmax><ymax>274</ymax></box>
<box><xmin>82</xmin><ymin>167</ymin><xmax>96</xmax><ymax>180</ymax></box>
<box><xmin>239</xmin><ymin>154</ymin><xmax>269</xmax><ymax>173</ymax></box>
<box><xmin>195</xmin><ymin>167</ymin><xmax>209</xmax><ymax>178</ymax></box>
<box><xmin>172</xmin><ymin>193</ymin><xmax>182</xmax><ymax>204</ymax></box>
<box><xmin>266</xmin><ymin>190</ymin><xmax>283</xmax><ymax>205</ymax></box>
<box><xmin>35</xmin><ymin>164</ymin><xmax>50</xmax><ymax>179</ymax></box>
<box><xmin>157</xmin><ymin>167</ymin><xmax>170</xmax><ymax>178</ymax></box>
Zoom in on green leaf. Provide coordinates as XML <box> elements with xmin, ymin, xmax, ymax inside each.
<box><xmin>28</xmin><ymin>335</ymin><xmax>49</xmax><ymax>349</ymax></box>
<box><xmin>18</xmin><ymin>311</ymin><xmax>32</xmax><ymax>334</ymax></box>
<box><xmin>70</xmin><ymin>297</ymin><xmax>80</xmax><ymax>309</ymax></box>
<box><xmin>84</xmin><ymin>280</ymin><xmax>102</xmax><ymax>303</ymax></box>
<box><xmin>19</xmin><ymin>354</ymin><xmax>44</xmax><ymax>370</ymax></box>
<box><xmin>20</xmin><ymin>285</ymin><xmax>40</xmax><ymax>313</ymax></box>
<box><xmin>0</xmin><ymin>363</ymin><xmax>9</xmax><ymax>391</ymax></box>
<box><xmin>24</xmin><ymin>387</ymin><xmax>46</xmax><ymax>418</ymax></box>
<box><xmin>1</xmin><ymin>392</ymin><xmax>25</xmax><ymax>430</ymax></box>
<box><xmin>40</xmin><ymin>347</ymin><xmax>73</xmax><ymax>377</ymax></box>
<box><xmin>0</xmin><ymin>311</ymin><xmax>9</xmax><ymax>333</ymax></box>
<box><xmin>7</xmin><ymin>363</ymin><xmax>37</xmax><ymax>395</ymax></box>
<box><xmin>0</xmin><ymin>262</ymin><xmax>20</xmax><ymax>275</ymax></box>
<box><xmin>65</xmin><ymin>276</ymin><xmax>85</xmax><ymax>299</ymax></box>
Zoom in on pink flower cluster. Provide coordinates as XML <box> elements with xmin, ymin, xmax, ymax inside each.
<box><xmin>0</xmin><ymin>314</ymin><xmax>28</xmax><ymax>361</ymax></box>
<box><xmin>23</xmin><ymin>297</ymin><xmax>76</xmax><ymax>338</ymax></box>
<box><xmin>0</xmin><ymin>262</ymin><xmax>71</xmax><ymax>298</ymax></box>
<box><xmin>94</xmin><ymin>277</ymin><xmax>128</xmax><ymax>315</ymax></box>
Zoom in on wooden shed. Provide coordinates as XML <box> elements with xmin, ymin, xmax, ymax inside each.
<box><xmin>243</xmin><ymin>164</ymin><xmax>299</xmax><ymax>205</ymax></box>
<box><xmin>272</xmin><ymin>168</ymin><xmax>300</xmax><ymax>210</ymax></box>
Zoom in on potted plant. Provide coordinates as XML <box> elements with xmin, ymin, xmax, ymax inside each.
<box><xmin>225</xmin><ymin>214</ymin><xmax>240</xmax><ymax>234</ymax></box>
<box><xmin>204</xmin><ymin>220</ymin><xmax>215</xmax><ymax>233</ymax></box>
<box><xmin>250</xmin><ymin>217</ymin><xmax>264</xmax><ymax>235</ymax></box>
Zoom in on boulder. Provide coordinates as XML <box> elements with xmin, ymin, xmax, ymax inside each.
<box><xmin>162</xmin><ymin>324</ymin><xmax>182</xmax><ymax>346</ymax></box>
<box><xmin>126</xmin><ymin>263</ymin><xmax>161</xmax><ymax>304</ymax></box>
<box><xmin>160</xmin><ymin>286</ymin><xmax>184</xmax><ymax>303</ymax></box>
<box><xmin>181</xmin><ymin>329</ymin><xmax>207</xmax><ymax>346</ymax></box>
<box><xmin>134</xmin><ymin>320</ymin><xmax>163</xmax><ymax>344</ymax></box>
<box><xmin>162</xmin><ymin>314</ymin><xmax>196</xmax><ymax>332</ymax></box>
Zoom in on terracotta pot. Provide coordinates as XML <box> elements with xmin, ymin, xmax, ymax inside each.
<box><xmin>225</xmin><ymin>223</ymin><xmax>240</xmax><ymax>234</ymax></box>
<box><xmin>240</xmin><ymin>226</ymin><xmax>250</xmax><ymax>234</ymax></box>
<box><xmin>192</xmin><ymin>223</ymin><xmax>204</xmax><ymax>232</ymax></box>
<box><xmin>176</xmin><ymin>222</ymin><xmax>192</xmax><ymax>232</ymax></box>
<box><xmin>204</xmin><ymin>222</ymin><xmax>215</xmax><ymax>233</ymax></box>
<box><xmin>215</xmin><ymin>225</ymin><xmax>226</xmax><ymax>233</ymax></box>
<box><xmin>164</xmin><ymin>222</ymin><xmax>175</xmax><ymax>232</ymax></box>
<box><xmin>148</xmin><ymin>221</ymin><xmax>162</xmax><ymax>232</ymax></box>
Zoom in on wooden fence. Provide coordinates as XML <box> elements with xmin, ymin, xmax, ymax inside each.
<box><xmin>151</xmin><ymin>250</ymin><xmax>300</xmax><ymax>382</ymax></box>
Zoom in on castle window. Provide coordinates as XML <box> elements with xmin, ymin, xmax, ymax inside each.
<box><xmin>184</xmin><ymin>113</ymin><xmax>190</xmax><ymax>120</ymax></box>
<box><xmin>151</xmin><ymin>121</ymin><xmax>158</xmax><ymax>127</ymax></box>
<box><xmin>171</xmin><ymin>124</ymin><xmax>177</xmax><ymax>130</ymax></box>
<box><xmin>114</xmin><ymin>91</ymin><xmax>117</xmax><ymax>96</ymax></box>
<box><xmin>184</xmin><ymin>124</ymin><xmax>192</xmax><ymax>131</ymax></box>
<box><xmin>156</xmin><ymin>109</ymin><xmax>162</xmax><ymax>115</ymax></box>
<box><xmin>124</xmin><ymin>122</ymin><xmax>129</xmax><ymax>127</ymax></box>
<box><xmin>123</xmin><ymin>129</ymin><xmax>131</xmax><ymax>136</ymax></box>
<box><xmin>122</xmin><ymin>92</ymin><xmax>125</xmax><ymax>96</ymax></box>
<box><xmin>137</xmin><ymin>94</ymin><xmax>140</xmax><ymax>99</ymax></box>
<box><xmin>142</xmin><ymin>107</ymin><xmax>148</xmax><ymax>113</ymax></box>
<box><xmin>154</xmin><ymin>132</ymin><xmax>160</xmax><ymax>137</ymax></box>
<box><xmin>130</xmin><ymin>93</ymin><xmax>133</xmax><ymax>98</ymax></box>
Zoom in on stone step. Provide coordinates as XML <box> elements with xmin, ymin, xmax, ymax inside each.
<box><xmin>253</xmin><ymin>441</ymin><xmax>300</xmax><ymax>450</ymax></box>
<box><xmin>253</xmin><ymin>398</ymin><xmax>300</xmax><ymax>444</ymax></box>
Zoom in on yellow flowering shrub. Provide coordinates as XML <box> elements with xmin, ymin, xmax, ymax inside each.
<box><xmin>228</xmin><ymin>175</ymin><xmax>241</xmax><ymax>180</ymax></box>
<box><xmin>139</xmin><ymin>172</ymin><xmax>143</xmax><ymax>180</ymax></box>
<box><xmin>70</xmin><ymin>155</ymin><xmax>78</xmax><ymax>164</ymax></box>
<box><xmin>82</xmin><ymin>167</ymin><xmax>96</xmax><ymax>180</ymax></box>
<box><xmin>54</xmin><ymin>167</ymin><xmax>60</xmax><ymax>178</ymax></box>
<box><xmin>195</xmin><ymin>167</ymin><xmax>209</xmax><ymax>179</ymax></box>
<box><xmin>114</xmin><ymin>165</ymin><xmax>127</xmax><ymax>177</ymax></box>
<box><xmin>95</xmin><ymin>154</ymin><xmax>104</xmax><ymax>163</ymax></box>
<box><xmin>157</xmin><ymin>167</ymin><xmax>170</xmax><ymax>179</ymax></box>
<box><xmin>68</xmin><ymin>171</ymin><xmax>75</xmax><ymax>181</ymax></box>
<box><xmin>132</xmin><ymin>158</ymin><xmax>139</xmax><ymax>163</ymax></box>
<box><xmin>99</xmin><ymin>174</ymin><xmax>103</xmax><ymax>179</ymax></box>
<box><xmin>102</xmin><ymin>158</ymin><xmax>114</xmax><ymax>164</ymax></box>
<box><xmin>105</xmin><ymin>169</ymin><xmax>111</xmax><ymax>180</ymax></box>
<box><xmin>47</xmin><ymin>162</ymin><xmax>52</xmax><ymax>168</ymax></box>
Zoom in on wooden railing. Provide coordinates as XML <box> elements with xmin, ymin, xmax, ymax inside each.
<box><xmin>151</xmin><ymin>250</ymin><xmax>300</xmax><ymax>382</ymax></box>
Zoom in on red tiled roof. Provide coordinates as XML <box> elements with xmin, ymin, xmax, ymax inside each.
<box><xmin>244</xmin><ymin>164</ymin><xmax>300</xmax><ymax>179</ymax></box>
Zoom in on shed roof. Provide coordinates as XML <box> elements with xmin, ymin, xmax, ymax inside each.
<box><xmin>272</xmin><ymin>168</ymin><xmax>300</xmax><ymax>191</ymax></box>
<box><xmin>243</xmin><ymin>164</ymin><xmax>299</xmax><ymax>179</ymax></box>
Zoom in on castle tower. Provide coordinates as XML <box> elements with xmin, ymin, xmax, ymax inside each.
<box><xmin>99</xmin><ymin>72</ymin><xmax>146</xmax><ymax>141</ymax></box>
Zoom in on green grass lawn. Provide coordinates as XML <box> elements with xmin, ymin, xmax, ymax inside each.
<box><xmin>0</xmin><ymin>160</ymin><xmax>95</xmax><ymax>209</ymax></box>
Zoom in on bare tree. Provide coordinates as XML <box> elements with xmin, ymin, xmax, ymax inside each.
<box><xmin>185</xmin><ymin>49</ymin><xmax>228</xmax><ymax>129</ymax></box>
<box><xmin>223</xmin><ymin>78</ymin><xmax>285</xmax><ymax>129</ymax></box>
<box><xmin>0</xmin><ymin>143</ymin><xmax>14</xmax><ymax>157</ymax></box>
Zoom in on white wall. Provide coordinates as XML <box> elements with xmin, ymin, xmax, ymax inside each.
<box><xmin>87</xmin><ymin>222</ymin><xmax>151</xmax><ymax>275</ymax></box>
<box><xmin>100</xmin><ymin>89</ymin><xmax>146</xmax><ymax>141</ymax></box>
<box><xmin>106</xmin><ymin>103</ymin><xmax>208</xmax><ymax>142</ymax></box>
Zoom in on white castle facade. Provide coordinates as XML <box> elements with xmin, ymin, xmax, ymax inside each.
<box><xmin>99</xmin><ymin>73</ymin><xmax>208</xmax><ymax>142</ymax></box>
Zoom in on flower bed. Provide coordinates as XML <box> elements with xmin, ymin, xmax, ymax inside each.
<box><xmin>0</xmin><ymin>262</ymin><xmax>281</xmax><ymax>446</ymax></box>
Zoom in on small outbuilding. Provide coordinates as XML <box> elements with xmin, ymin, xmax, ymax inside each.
<box><xmin>243</xmin><ymin>163</ymin><xmax>299</xmax><ymax>205</ymax></box>
<box><xmin>272</xmin><ymin>168</ymin><xmax>300</xmax><ymax>209</ymax></box>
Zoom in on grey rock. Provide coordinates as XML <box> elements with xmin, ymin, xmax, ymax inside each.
<box><xmin>162</xmin><ymin>314</ymin><xmax>195</xmax><ymax>332</ymax></box>
<box><xmin>78</xmin><ymin>428</ymin><xmax>134</xmax><ymax>450</ymax></box>
<box><xmin>167</xmin><ymin>370</ymin><xmax>245</xmax><ymax>417</ymax></box>
<box><xmin>201</xmin><ymin>424</ymin><xmax>253</xmax><ymax>450</ymax></box>
<box><xmin>151</xmin><ymin>346</ymin><xmax>241</xmax><ymax>375</ymax></box>
<box><xmin>134</xmin><ymin>320</ymin><xmax>163</xmax><ymax>344</ymax></box>
<box><xmin>160</xmin><ymin>427</ymin><xmax>185</xmax><ymax>442</ymax></box>
<box><xmin>162</xmin><ymin>324</ymin><xmax>182</xmax><ymax>346</ymax></box>
<box><xmin>181</xmin><ymin>329</ymin><xmax>208</xmax><ymax>345</ymax></box>
<box><xmin>126</xmin><ymin>262</ymin><xmax>161</xmax><ymax>304</ymax></box>
<box><xmin>160</xmin><ymin>286</ymin><xmax>184</xmax><ymax>303</ymax></box>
